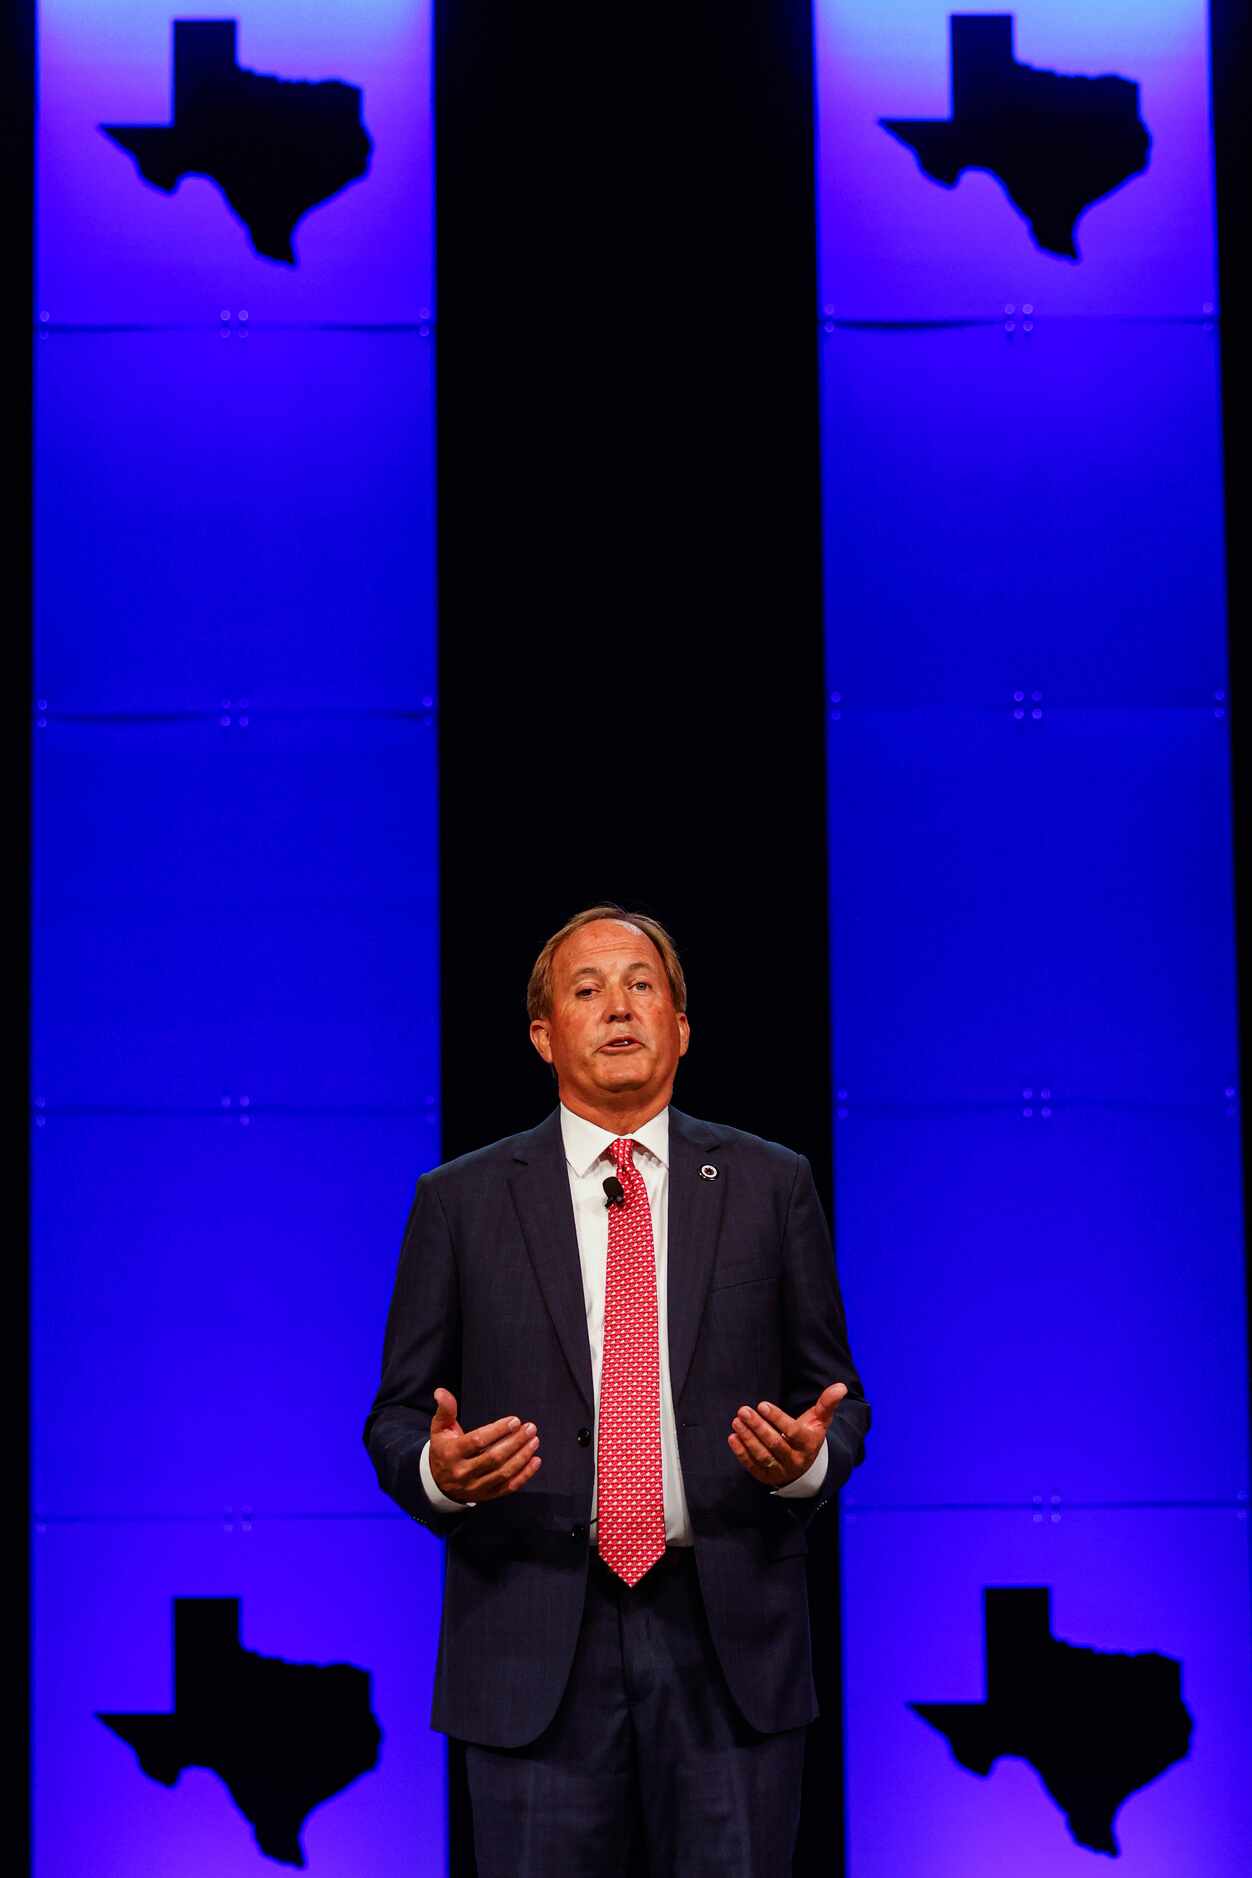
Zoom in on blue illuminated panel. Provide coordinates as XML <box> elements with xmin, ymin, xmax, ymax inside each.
<box><xmin>32</xmin><ymin>716</ymin><xmax>437</xmax><ymax>1109</ymax></box>
<box><xmin>34</xmin><ymin>1518</ymin><xmax>445</xmax><ymax>1875</ymax></box>
<box><xmin>829</xmin><ymin>708</ymin><xmax>1238</xmax><ymax>1106</ymax></box>
<box><xmin>34</xmin><ymin>2</ymin><xmax>439</xmax><ymax>1870</ymax></box>
<box><xmin>841</xmin><ymin>1508</ymin><xmax>1252</xmax><ymax>1878</ymax></box>
<box><xmin>31</xmin><ymin>1115</ymin><xmax>437</xmax><ymax>1518</ymax></box>
<box><xmin>815</xmin><ymin>0</ymin><xmax>1216</xmax><ymax>318</ymax></box>
<box><xmin>821</xmin><ymin>325</ymin><xmax>1227</xmax><ymax>709</ymax></box>
<box><xmin>39</xmin><ymin>1</ymin><xmax>433</xmax><ymax>323</ymax></box>
<box><xmin>36</xmin><ymin>332</ymin><xmax>436</xmax><ymax>712</ymax></box>
<box><xmin>817</xmin><ymin>2</ymin><xmax>1249</xmax><ymax>1871</ymax></box>
<box><xmin>836</xmin><ymin>1109</ymin><xmax>1247</xmax><ymax>1506</ymax></box>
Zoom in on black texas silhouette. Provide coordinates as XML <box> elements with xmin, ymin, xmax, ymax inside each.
<box><xmin>880</xmin><ymin>14</ymin><xmax>1150</xmax><ymax>259</ymax></box>
<box><xmin>101</xmin><ymin>20</ymin><xmax>372</xmax><ymax>263</ymax></box>
<box><xmin>98</xmin><ymin>1598</ymin><xmax>381</xmax><ymax>1868</ymax></box>
<box><xmin>912</xmin><ymin>1587</ymin><xmax>1192</xmax><ymax>1857</ymax></box>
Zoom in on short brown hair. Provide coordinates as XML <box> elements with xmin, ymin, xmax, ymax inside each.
<box><xmin>526</xmin><ymin>905</ymin><xmax>687</xmax><ymax>1021</ymax></box>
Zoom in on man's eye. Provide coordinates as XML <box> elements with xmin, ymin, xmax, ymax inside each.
<box><xmin>575</xmin><ymin>987</ymin><xmax>595</xmax><ymax>998</ymax></box>
<box><xmin>632</xmin><ymin>980</ymin><xmax>652</xmax><ymax>991</ymax></box>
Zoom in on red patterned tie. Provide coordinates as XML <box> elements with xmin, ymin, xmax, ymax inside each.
<box><xmin>596</xmin><ymin>1137</ymin><xmax>666</xmax><ymax>1586</ymax></box>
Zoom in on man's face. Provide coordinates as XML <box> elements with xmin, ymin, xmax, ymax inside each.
<box><xmin>530</xmin><ymin>919</ymin><xmax>690</xmax><ymax>1116</ymax></box>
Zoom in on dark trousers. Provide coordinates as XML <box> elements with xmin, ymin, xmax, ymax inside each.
<box><xmin>464</xmin><ymin>1548</ymin><xmax>806</xmax><ymax>1878</ymax></box>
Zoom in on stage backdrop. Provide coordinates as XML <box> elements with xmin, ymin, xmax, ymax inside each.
<box><xmin>815</xmin><ymin>3</ymin><xmax>1252</xmax><ymax>1873</ymax></box>
<box><xmin>32</xmin><ymin>5</ymin><xmax>444</xmax><ymax>1874</ymax></box>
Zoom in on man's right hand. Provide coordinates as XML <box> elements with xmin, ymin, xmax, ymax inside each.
<box><xmin>428</xmin><ymin>1387</ymin><xmax>542</xmax><ymax>1503</ymax></box>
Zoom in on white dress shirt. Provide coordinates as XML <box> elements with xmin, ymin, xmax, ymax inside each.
<box><xmin>421</xmin><ymin>1103</ymin><xmax>827</xmax><ymax>1532</ymax></box>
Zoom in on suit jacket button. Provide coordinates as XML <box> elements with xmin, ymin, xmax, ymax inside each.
<box><xmin>570</xmin><ymin>1523</ymin><xmax>587</xmax><ymax>1542</ymax></box>
<box><xmin>576</xmin><ymin>1426</ymin><xmax>592</xmax><ymax>1446</ymax></box>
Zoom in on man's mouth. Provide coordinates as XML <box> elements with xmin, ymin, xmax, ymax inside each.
<box><xmin>599</xmin><ymin>1037</ymin><xmax>643</xmax><ymax>1053</ymax></box>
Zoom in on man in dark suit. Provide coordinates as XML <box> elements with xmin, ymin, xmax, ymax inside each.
<box><xmin>365</xmin><ymin>905</ymin><xmax>869</xmax><ymax>1876</ymax></box>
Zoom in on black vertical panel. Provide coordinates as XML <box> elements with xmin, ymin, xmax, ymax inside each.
<box><xmin>1211</xmin><ymin>3</ymin><xmax>1252</xmax><ymax>1482</ymax></box>
<box><xmin>435</xmin><ymin>4</ymin><xmax>840</xmax><ymax>1873</ymax></box>
<box><xmin>9</xmin><ymin>0</ymin><xmax>34</xmax><ymax>1861</ymax></box>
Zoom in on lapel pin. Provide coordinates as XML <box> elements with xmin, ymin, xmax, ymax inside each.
<box><xmin>698</xmin><ymin>1164</ymin><xmax>718</xmax><ymax>1180</ymax></box>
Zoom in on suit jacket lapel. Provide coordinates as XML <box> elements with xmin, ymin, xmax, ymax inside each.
<box><xmin>508</xmin><ymin>1111</ymin><xmax>595</xmax><ymax>1414</ymax></box>
<box><xmin>666</xmin><ymin>1107</ymin><xmax>727</xmax><ymax>1406</ymax></box>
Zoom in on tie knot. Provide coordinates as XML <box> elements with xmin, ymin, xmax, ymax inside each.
<box><xmin>610</xmin><ymin>1137</ymin><xmax>637</xmax><ymax>1175</ymax></box>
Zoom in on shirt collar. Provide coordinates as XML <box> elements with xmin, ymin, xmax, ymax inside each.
<box><xmin>559</xmin><ymin>1102</ymin><xmax>670</xmax><ymax>1177</ymax></box>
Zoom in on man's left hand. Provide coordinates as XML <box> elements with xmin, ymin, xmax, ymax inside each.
<box><xmin>728</xmin><ymin>1383</ymin><xmax>848</xmax><ymax>1487</ymax></box>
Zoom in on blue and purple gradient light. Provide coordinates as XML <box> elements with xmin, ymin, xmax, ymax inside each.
<box><xmin>39</xmin><ymin>1</ymin><xmax>433</xmax><ymax>322</ymax></box>
<box><xmin>841</xmin><ymin>1508</ymin><xmax>1252</xmax><ymax>1878</ymax></box>
<box><xmin>814</xmin><ymin>0</ymin><xmax>1217</xmax><ymax>317</ymax></box>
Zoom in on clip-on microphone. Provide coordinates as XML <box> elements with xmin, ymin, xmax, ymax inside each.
<box><xmin>602</xmin><ymin>1175</ymin><xmax>626</xmax><ymax>1209</ymax></box>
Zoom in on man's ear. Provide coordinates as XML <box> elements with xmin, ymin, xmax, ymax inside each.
<box><xmin>676</xmin><ymin>1012</ymin><xmax>691</xmax><ymax>1058</ymax></box>
<box><xmin>530</xmin><ymin>1018</ymin><xmax>553</xmax><ymax>1065</ymax></box>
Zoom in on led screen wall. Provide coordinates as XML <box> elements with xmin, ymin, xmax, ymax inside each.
<box><xmin>33</xmin><ymin>6</ymin><xmax>441</xmax><ymax>1872</ymax></box>
<box><xmin>815</xmin><ymin>3</ymin><xmax>1252</xmax><ymax>1872</ymax></box>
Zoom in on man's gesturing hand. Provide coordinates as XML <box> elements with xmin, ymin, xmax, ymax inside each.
<box><xmin>428</xmin><ymin>1387</ymin><xmax>542</xmax><ymax>1504</ymax></box>
<box><xmin>728</xmin><ymin>1383</ymin><xmax>848</xmax><ymax>1487</ymax></box>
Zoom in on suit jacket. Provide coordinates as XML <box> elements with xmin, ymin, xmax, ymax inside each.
<box><xmin>363</xmin><ymin>1106</ymin><xmax>869</xmax><ymax>1747</ymax></box>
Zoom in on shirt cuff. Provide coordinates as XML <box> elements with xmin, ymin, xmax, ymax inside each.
<box><xmin>773</xmin><ymin>1438</ymin><xmax>829</xmax><ymax>1499</ymax></box>
<box><xmin>420</xmin><ymin>1437</ymin><xmax>472</xmax><ymax>1512</ymax></box>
